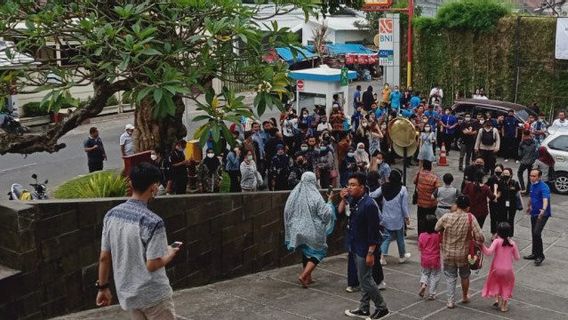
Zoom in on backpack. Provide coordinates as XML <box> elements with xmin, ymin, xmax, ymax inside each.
<box><xmin>481</xmin><ymin>129</ymin><xmax>495</xmax><ymax>146</ymax></box>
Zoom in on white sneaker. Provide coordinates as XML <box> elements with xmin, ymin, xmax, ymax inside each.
<box><xmin>346</xmin><ymin>286</ymin><xmax>360</xmax><ymax>293</ymax></box>
<box><xmin>399</xmin><ymin>253</ymin><xmax>411</xmax><ymax>264</ymax></box>
<box><xmin>378</xmin><ymin>281</ymin><xmax>387</xmax><ymax>290</ymax></box>
<box><xmin>504</xmin><ymin>159</ymin><xmax>509</xmax><ymax>162</ymax></box>
<box><xmin>515</xmin><ymin>160</ymin><xmax>520</xmax><ymax>164</ymax></box>
<box><xmin>380</xmin><ymin>257</ymin><xmax>387</xmax><ymax>265</ymax></box>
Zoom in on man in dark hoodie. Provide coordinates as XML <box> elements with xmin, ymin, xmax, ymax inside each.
<box><xmin>362</xmin><ymin>85</ymin><xmax>375</xmax><ymax>112</ymax></box>
<box><xmin>518</xmin><ymin>130</ymin><xmax>538</xmax><ymax>194</ymax></box>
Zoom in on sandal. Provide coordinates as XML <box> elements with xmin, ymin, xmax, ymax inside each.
<box><xmin>418</xmin><ymin>284</ymin><xmax>426</xmax><ymax>298</ymax></box>
<box><xmin>298</xmin><ymin>276</ymin><xmax>309</xmax><ymax>289</ymax></box>
<box><xmin>447</xmin><ymin>302</ymin><xmax>456</xmax><ymax>309</ymax></box>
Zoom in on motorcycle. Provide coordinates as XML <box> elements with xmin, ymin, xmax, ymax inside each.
<box><xmin>9</xmin><ymin>174</ymin><xmax>49</xmax><ymax>200</ymax></box>
<box><xmin>0</xmin><ymin>110</ymin><xmax>29</xmax><ymax>136</ymax></box>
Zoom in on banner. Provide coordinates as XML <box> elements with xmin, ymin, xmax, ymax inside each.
<box><xmin>379</xmin><ymin>18</ymin><xmax>394</xmax><ymax>66</ymax></box>
<box><xmin>556</xmin><ymin>18</ymin><xmax>568</xmax><ymax>60</ymax></box>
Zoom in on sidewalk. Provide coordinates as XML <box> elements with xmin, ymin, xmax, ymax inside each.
<box><xmin>54</xmin><ymin>186</ymin><xmax>568</xmax><ymax>320</ymax></box>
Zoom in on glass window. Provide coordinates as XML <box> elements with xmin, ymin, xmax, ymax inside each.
<box><xmin>548</xmin><ymin>136</ymin><xmax>568</xmax><ymax>152</ymax></box>
<box><xmin>516</xmin><ymin>110</ymin><xmax>529</xmax><ymax>122</ymax></box>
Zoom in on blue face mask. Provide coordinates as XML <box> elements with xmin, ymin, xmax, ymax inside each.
<box><xmin>320</xmin><ymin>147</ymin><xmax>328</xmax><ymax>154</ymax></box>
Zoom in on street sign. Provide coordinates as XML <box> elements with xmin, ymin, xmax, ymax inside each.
<box><xmin>378</xmin><ymin>17</ymin><xmax>394</xmax><ymax>66</ymax></box>
<box><xmin>297</xmin><ymin>79</ymin><xmax>304</xmax><ymax>92</ymax></box>
<box><xmin>363</xmin><ymin>0</ymin><xmax>393</xmax><ymax>9</ymax></box>
<box><xmin>340</xmin><ymin>67</ymin><xmax>349</xmax><ymax>86</ymax></box>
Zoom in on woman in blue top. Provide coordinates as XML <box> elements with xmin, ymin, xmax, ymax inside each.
<box><xmin>370</xmin><ymin>170</ymin><xmax>411</xmax><ymax>265</ymax></box>
<box><xmin>284</xmin><ymin>172</ymin><xmax>336</xmax><ymax>288</ymax></box>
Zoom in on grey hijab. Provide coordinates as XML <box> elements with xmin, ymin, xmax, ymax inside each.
<box><xmin>284</xmin><ymin>172</ymin><xmax>332</xmax><ymax>251</ymax></box>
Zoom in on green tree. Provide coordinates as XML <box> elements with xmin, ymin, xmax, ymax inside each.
<box><xmin>0</xmin><ymin>0</ymin><xmax>317</xmax><ymax>155</ymax></box>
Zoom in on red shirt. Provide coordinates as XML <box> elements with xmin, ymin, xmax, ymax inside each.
<box><xmin>462</xmin><ymin>182</ymin><xmax>495</xmax><ymax>217</ymax></box>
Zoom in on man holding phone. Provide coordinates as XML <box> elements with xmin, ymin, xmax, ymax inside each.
<box><xmin>96</xmin><ymin>163</ymin><xmax>181</xmax><ymax>319</ymax></box>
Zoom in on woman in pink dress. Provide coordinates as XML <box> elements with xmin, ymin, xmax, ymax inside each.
<box><xmin>481</xmin><ymin>222</ymin><xmax>520</xmax><ymax>312</ymax></box>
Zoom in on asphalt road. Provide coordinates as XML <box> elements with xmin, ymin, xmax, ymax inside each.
<box><xmin>0</xmin><ymin>81</ymin><xmax>382</xmax><ymax>199</ymax></box>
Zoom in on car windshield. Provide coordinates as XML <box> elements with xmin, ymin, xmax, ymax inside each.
<box><xmin>516</xmin><ymin>109</ymin><xmax>529</xmax><ymax>122</ymax></box>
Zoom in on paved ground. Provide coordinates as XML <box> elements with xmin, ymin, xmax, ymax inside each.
<box><xmin>53</xmin><ymin>152</ymin><xmax>568</xmax><ymax>320</ymax></box>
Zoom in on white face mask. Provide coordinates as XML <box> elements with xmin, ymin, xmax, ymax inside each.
<box><xmin>207</xmin><ymin>153</ymin><xmax>214</xmax><ymax>158</ymax></box>
<box><xmin>150</xmin><ymin>154</ymin><xmax>158</xmax><ymax>161</ymax></box>
<box><xmin>347</xmin><ymin>152</ymin><xmax>355</xmax><ymax>157</ymax></box>
<box><xmin>301</xmin><ymin>146</ymin><xmax>308</xmax><ymax>151</ymax></box>
<box><xmin>424</xmin><ymin>127</ymin><xmax>431</xmax><ymax>132</ymax></box>
<box><xmin>247</xmin><ymin>155</ymin><xmax>253</xmax><ymax>161</ymax></box>
<box><xmin>465</xmin><ymin>117</ymin><xmax>471</xmax><ymax>121</ymax></box>
<box><xmin>377</xmin><ymin>159</ymin><xmax>383</xmax><ymax>164</ymax></box>
<box><xmin>479</xmin><ymin>120</ymin><xmax>485</xmax><ymax>125</ymax></box>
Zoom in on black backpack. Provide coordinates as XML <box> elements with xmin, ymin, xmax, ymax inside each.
<box><xmin>481</xmin><ymin>129</ymin><xmax>495</xmax><ymax>146</ymax></box>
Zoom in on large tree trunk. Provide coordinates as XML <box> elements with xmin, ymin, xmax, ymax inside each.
<box><xmin>134</xmin><ymin>94</ymin><xmax>187</xmax><ymax>154</ymax></box>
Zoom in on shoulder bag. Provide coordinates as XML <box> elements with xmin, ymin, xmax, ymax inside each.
<box><xmin>412</xmin><ymin>171</ymin><xmax>420</xmax><ymax>205</ymax></box>
<box><xmin>467</xmin><ymin>213</ymin><xmax>483</xmax><ymax>270</ymax></box>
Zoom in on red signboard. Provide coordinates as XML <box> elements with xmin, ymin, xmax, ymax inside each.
<box><xmin>297</xmin><ymin>80</ymin><xmax>304</xmax><ymax>92</ymax></box>
<box><xmin>362</xmin><ymin>0</ymin><xmax>393</xmax><ymax>9</ymax></box>
<box><xmin>357</xmin><ymin>54</ymin><xmax>368</xmax><ymax>65</ymax></box>
<box><xmin>345</xmin><ymin>54</ymin><xmax>355</xmax><ymax>65</ymax></box>
<box><xmin>368</xmin><ymin>54</ymin><xmax>377</xmax><ymax>64</ymax></box>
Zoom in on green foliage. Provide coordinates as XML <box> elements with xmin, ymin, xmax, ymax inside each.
<box><xmin>22</xmin><ymin>102</ymin><xmax>49</xmax><ymax>116</ymax></box>
<box><xmin>414</xmin><ymin>0</ymin><xmax>511</xmax><ymax>32</ymax></box>
<box><xmin>413</xmin><ymin>16</ymin><xmax>568</xmax><ymax>114</ymax></box>
<box><xmin>54</xmin><ymin>170</ymin><xmax>128</xmax><ymax>199</ymax></box>
<box><xmin>106</xmin><ymin>95</ymin><xmax>119</xmax><ymax>106</ymax></box>
<box><xmin>0</xmin><ymin>0</ymin><xmax>320</xmax><ymax>154</ymax></box>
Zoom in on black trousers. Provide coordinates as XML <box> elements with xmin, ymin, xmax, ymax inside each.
<box><xmin>475</xmin><ymin>214</ymin><xmax>487</xmax><ymax>230</ymax></box>
<box><xmin>531</xmin><ymin>215</ymin><xmax>549</xmax><ymax>259</ymax></box>
<box><xmin>479</xmin><ymin>149</ymin><xmax>496</xmax><ymax>175</ymax></box>
<box><xmin>518</xmin><ymin>163</ymin><xmax>532</xmax><ymax>192</ymax></box>
<box><xmin>227</xmin><ymin>170</ymin><xmax>241</xmax><ymax>192</ymax></box>
<box><xmin>88</xmin><ymin>161</ymin><xmax>103</xmax><ymax>173</ymax></box>
<box><xmin>504</xmin><ymin>205</ymin><xmax>517</xmax><ymax>236</ymax></box>
<box><xmin>503</xmin><ymin>136</ymin><xmax>518</xmax><ymax>160</ymax></box>
<box><xmin>417</xmin><ymin>206</ymin><xmax>437</xmax><ymax>235</ymax></box>
<box><xmin>489</xmin><ymin>202</ymin><xmax>503</xmax><ymax>234</ymax></box>
<box><xmin>459</xmin><ymin>143</ymin><xmax>474</xmax><ymax>170</ymax></box>
<box><xmin>442</xmin><ymin>133</ymin><xmax>454</xmax><ymax>154</ymax></box>
<box><xmin>173</xmin><ymin>178</ymin><xmax>188</xmax><ymax>194</ymax></box>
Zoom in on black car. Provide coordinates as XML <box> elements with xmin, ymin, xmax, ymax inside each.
<box><xmin>451</xmin><ymin>99</ymin><xmax>538</xmax><ymax>124</ymax></box>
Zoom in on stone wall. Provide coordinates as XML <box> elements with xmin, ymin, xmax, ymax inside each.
<box><xmin>0</xmin><ymin>192</ymin><xmax>346</xmax><ymax>319</ymax></box>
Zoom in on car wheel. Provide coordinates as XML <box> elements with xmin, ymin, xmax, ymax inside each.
<box><xmin>553</xmin><ymin>172</ymin><xmax>568</xmax><ymax>195</ymax></box>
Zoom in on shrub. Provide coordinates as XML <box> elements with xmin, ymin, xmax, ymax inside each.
<box><xmin>106</xmin><ymin>95</ymin><xmax>119</xmax><ymax>106</ymax></box>
<box><xmin>121</xmin><ymin>91</ymin><xmax>133</xmax><ymax>104</ymax></box>
<box><xmin>54</xmin><ymin>170</ymin><xmax>128</xmax><ymax>199</ymax></box>
<box><xmin>22</xmin><ymin>102</ymin><xmax>49</xmax><ymax>117</ymax></box>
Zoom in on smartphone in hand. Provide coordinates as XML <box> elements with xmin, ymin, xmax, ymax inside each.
<box><xmin>170</xmin><ymin>241</ymin><xmax>183</xmax><ymax>248</ymax></box>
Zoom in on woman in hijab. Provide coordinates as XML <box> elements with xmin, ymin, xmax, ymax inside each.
<box><xmin>197</xmin><ymin>148</ymin><xmax>223</xmax><ymax>193</ymax></box>
<box><xmin>370</xmin><ymin>170</ymin><xmax>411</xmax><ymax>265</ymax></box>
<box><xmin>354</xmin><ymin>142</ymin><xmax>370</xmax><ymax>172</ymax></box>
<box><xmin>284</xmin><ymin>172</ymin><xmax>336</xmax><ymax>288</ymax></box>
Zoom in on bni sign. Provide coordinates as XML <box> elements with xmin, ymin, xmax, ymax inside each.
<box><xmin>378</xmin><ymin>18</ymin><xmax>394</xmax><ymax>66</ymax></box>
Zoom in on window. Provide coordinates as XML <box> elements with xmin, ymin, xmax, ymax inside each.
<box><xmin>548</xmin><ymin>136</ymin><xmax>568</xmax><ymax>152</ymax></box>
<box><xmin>60</xmin><ymin>45</ymin><xmax>80</xmax><ymax>66</ymax></box>
<box><xmin>453</xmin><ymin>104</ymin><xmax>473</xmax><ymax>115</ymax></box>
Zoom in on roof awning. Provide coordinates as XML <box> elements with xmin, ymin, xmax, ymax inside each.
<box><xmin>0</xmin><ymin>40</ymin><xmax>37</xmax><ymax>70</ymax></box>
<box><xmin>275</xmin><ymin>47</ymin><xmax>316</xmax><ymax>64</ymax></box>
<box><xmin>307</xmin><ymin>43</ymin><xmax>376</xmax><ymax>56</ymax></box>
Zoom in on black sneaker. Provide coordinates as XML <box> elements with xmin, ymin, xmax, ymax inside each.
<box><xmin>534</xmin><ymin>257</ymin><xmax>545</xmax><ymax>266</ymax></box>
<box><xmin>344</xmin><ymin>309</ymin><xmax>370</xmax><ymax>318</ymax></box>
<box><xmin>367</xmin><ymin>309</ymin><xmax>390</xmax><ymax>319</ymax></box>
<box><xmin>523</xmin><ymin>254</ymin><xmax>536</xmax><ymax>260</ymax></box>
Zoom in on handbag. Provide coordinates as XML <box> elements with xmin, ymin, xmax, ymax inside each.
<box><xmin>467</xmin><ymin>214</ymin><xmax>483</xmax><ymax>270</ymax></box>
<box><xmin>515</xmin><ymin>191</ymin><xmax>524</xmax><ymax>211</ymax></box>
<box><xmin>412</xmin><ymin>171</ymin><xmax>420</xmax><ymax>205</ymax></box>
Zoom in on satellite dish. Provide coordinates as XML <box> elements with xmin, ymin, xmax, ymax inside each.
<box><xmin>374</xmin><ymin>34</ymin><xmax>380</xmax><ymax>47</ymax></box>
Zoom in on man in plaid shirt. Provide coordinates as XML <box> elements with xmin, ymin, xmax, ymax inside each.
<box><xmin>435</xmin><ymin>195</ymin><xmax>484</xmax><ymax>309</ymax></box>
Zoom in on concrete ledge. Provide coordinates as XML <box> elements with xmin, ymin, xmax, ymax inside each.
<box><xmin>20</xmin><ymin>115</ymin><xmax>50</xmax><ymax>127</ymax></box>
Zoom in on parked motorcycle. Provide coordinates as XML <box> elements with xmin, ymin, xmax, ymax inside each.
<box><xmin>0</xmin><ymin>110</ymin><xmax>29</xmax><ymax>135</ymax></box>
<box><xmin>9</xmin><ymin>174</ymin><xmax>49</xmax><ymax>200</ymax></box>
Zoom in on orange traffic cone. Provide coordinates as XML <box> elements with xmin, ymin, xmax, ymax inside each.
<box><xmin>438</xmin><ymin>143</ymin><xmax>448</xmax><ymax>166</ymax></box>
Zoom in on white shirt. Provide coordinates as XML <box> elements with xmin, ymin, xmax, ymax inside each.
<box><xmin>120</xmin><ymin>132</ymin><xmax>135</xmax><ymax>156</ymax></box>
<box><xmin>316</xmin><ymin>122</ymin><xmax>332</xmax><ymax>133</ymax></box>
<box><xmin>550</xmin><ymin>118</ymin><xmax>568</xmax><ymax>134</ymax></box>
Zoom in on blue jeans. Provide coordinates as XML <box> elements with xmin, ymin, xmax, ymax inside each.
<box><xmin>348</xmin><ymin>251</ymin><xmax>384</xmax><ymax>287</ymax></box>
<box><xmin>354</xmin><ymin>254</ymin><xmax>387</xmax><ymax>313</ymax></box>
<box><xmin>380</xmin><ymin>228</ymin><xmax>406</xmax><ymax>258</ymax></box>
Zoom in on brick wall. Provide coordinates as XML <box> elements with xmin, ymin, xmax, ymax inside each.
<box><xmin>0</xmin><ymin>191</ymin><xmax>346</xmax><ymax>319</ymax></box>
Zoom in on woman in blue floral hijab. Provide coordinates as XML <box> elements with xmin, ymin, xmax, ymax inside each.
<box><xmin>284</xmin><ymin>172</ymin><xmax>336</xmax><ymax>288</ymax></box>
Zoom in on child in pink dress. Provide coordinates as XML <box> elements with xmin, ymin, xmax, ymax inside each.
<box><xmin>418</xmin><ymin>214</ymin><xmax>442</xmax><ymax>300</ymax></box>
<box><xmin>481</xmin><ymin>222</ymin><xmax>520</xmax><ymax>312</ymax></box>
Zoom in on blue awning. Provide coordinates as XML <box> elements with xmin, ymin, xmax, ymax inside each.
<box><xmin>275</xmin><ymin>47</ymin><xmax>316</xmax><ymax>64</ymax></box>
<box><xmin>306</xmin><ymin>44</ymin><xmax>376</xmax><ymax>56</ymax></box>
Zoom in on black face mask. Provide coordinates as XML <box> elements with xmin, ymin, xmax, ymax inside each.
<box><xmin>495</xmin><ymin>171</ymin><xmax>502</xmax><ymax>177</ymax></box>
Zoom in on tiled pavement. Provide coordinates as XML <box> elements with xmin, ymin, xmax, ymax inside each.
<box><xmin>54</xmin><ymin>153</ymin><xmax>568</xmax><ymax>320</ymax></box>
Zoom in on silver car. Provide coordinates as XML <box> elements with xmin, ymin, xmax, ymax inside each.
<box><xmin>542</xmin><ymin>131</ymin><xmax>568</xmax><ymax>194</ymax></box>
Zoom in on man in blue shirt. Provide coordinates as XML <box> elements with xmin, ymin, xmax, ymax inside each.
<box><xmin>502</xmin><ymin>110</ymin><xmax>519</xmax><ymax>161</ymax></box>
<box><xmin>354</xmin><ymin>85</ymin><xmax>362</xmax><ymax>108</ymax></box>
<box><xmin>524</xmin><ymin>169</ymin><xmax>552</xmax><ymax>266</ymax></box>
<box><xmin>440</xmin><ymin>108</ymin><xmax>458</xmax><ymax>155</ymax></box>
<box><xmin>424</xmin><ymin>105</ymin><xmax>440</xmax><ymax>155</ymax></box>
<box><xmin>389</xmin><ymin>85</ymin><xmax>402</xmax><ymax>113</ymax></box>
<box><xmin>340</xmin><ymin>173</ymin><xmax>390</xmax><ymax>319</ymax></box>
